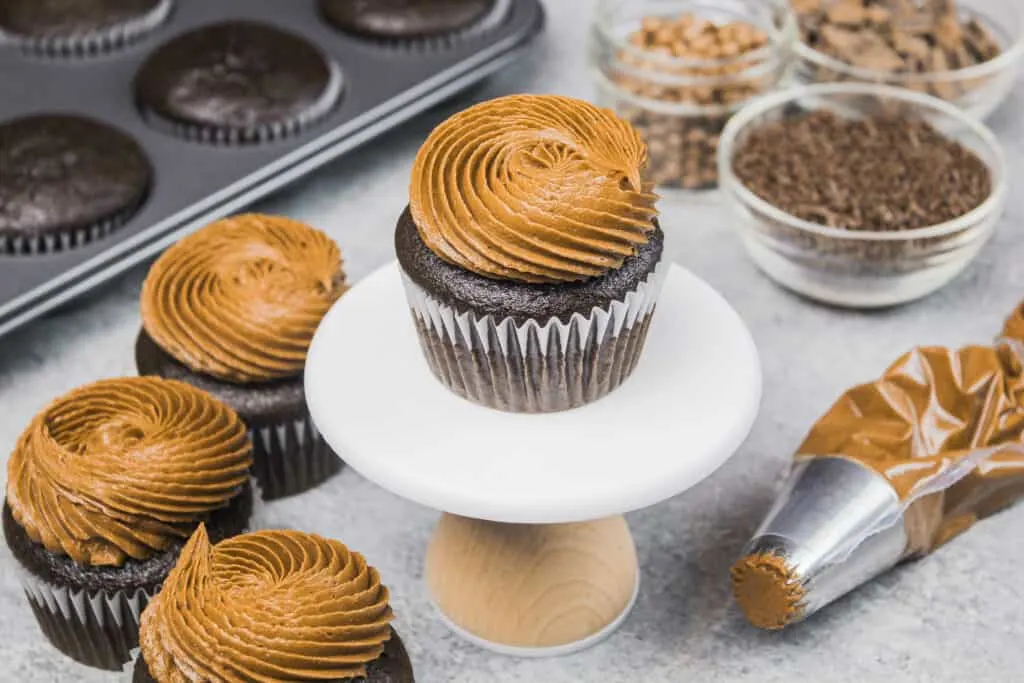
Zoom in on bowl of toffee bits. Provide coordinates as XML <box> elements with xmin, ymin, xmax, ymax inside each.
<box><xmin>589</xmin><ymin>0</ymin><xmax>795</xmax><ymax>191</ymax></box>
<box><xmin>791</xmin><ymin>0</ymin><xmax>1024</xmax><ymax>120</ymax></box>
<box><xmin>719</xmin><ymin>83</ymin><xmax>1006</xmax><ymax>308</ymax></box>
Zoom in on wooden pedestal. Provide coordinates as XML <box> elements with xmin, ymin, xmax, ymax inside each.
<box><xmin>426</xmin><ymin>514</ymin><xmax>639</xmax><ymax>653</ymax></box>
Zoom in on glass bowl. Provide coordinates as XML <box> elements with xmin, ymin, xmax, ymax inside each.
<box><xmin>718</xmin><ymin>83</ymin><xmax>1007</xmax><ymax>308</ymax></box>
<box><xmin>589</xmin><ymin>0</ymin><xmax>795</xmax><ymax>191</ymax></box>
<box><xmin>790</xmin><ymin>0</ymin><xmax>1024</xmax><ymax>120</ymax></box>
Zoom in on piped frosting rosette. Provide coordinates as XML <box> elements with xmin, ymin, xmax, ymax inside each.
<box><xmin>410</xmin><ymin>94</ymin><xmax>658</xmax><ymax>284</ymax></box>
<box><xmin>139</xmin><ymin>526</ymin><xmax>394</xmax><ymax>681</ymax></box>
<box><xmin>400</xmin><ymin>95</ymin><xmax>665</xmax><ymax>412</ymax></box>
<box><xmin>141</xmin><ymin>214</ymin><xmax>346</xmax><ymax>384</ymax></box>
<box><xmin>6</xmin><ymin>376</ymin><xmax>252</xmax><ymax>567</ymax></box>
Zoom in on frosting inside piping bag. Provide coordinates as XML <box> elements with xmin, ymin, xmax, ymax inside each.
<box><xmin>797</xmin><ymin>310</ymin><xmax>1024</xmax><ymax>553</ymax></box>
<box><xmin>731</xmin><ymin>303</ymin><xmax>1024</xmax><ymax>630</ymax></box>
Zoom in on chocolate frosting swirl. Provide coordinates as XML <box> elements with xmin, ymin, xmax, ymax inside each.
<box><xmin>141</xmin><ymin>214</ymin><xmax>346</xmax><ymax>384</ymax></box>
<box><xmin>140</xmin><ymin>526</ymin><xmax>394</xmax><ymax>682</ymax></box>
<box><xmin>5</xmin><ymin>377</ymin><xmax>252</xmax><ymax>567</ymax></box>
<box><xmin>410</xmin><ymin>94</ymin><xmax>659</xmax><ymax>284</ymax></box>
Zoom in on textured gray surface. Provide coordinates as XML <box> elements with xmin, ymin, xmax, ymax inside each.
<box><xmin>2</xmin><ymin>1</ymin><xmax>1024</xmax><ymax>681</ymax></box>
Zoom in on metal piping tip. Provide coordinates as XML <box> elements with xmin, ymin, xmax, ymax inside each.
<box><xmin>731</xmin><ymin>456</ymin><xmax>910</xmax><ymax>629</ymax></box>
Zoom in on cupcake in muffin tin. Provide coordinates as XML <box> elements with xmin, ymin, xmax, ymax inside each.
<box><xmin>136</xmin><ymin>213</ymin><xmax>347</xmax><ymax>500</ymax></box>
<box><xmin>0</xmin><ymin>0</ymin><xmax>173</xmax><ymax>56</ymax></box>
<box><xmin>132</xmin><ymin>526</ymin><xmax>414</xmax><ymax>682</ymax></box>
<box><xmin>134</xmin><ymin>21</ymin><xmax>343</xmax><ymax>145</ymax></box>
<box><xmin>397</xmin><ymin>94</ymin><xmax>665</xmax><ymax>413</ymax></box>
<box><xmin>0</xmin><ymin>114</ymin><xmax>151</xmax><ymax>256</ymax></box>
<box><xmin>1</xmin><ymin>377</ymin><xmax>254</xmax><ymax>670</ymax></box>
<box><xmin>319</xmin><ymin>0</ymin><xmax>510</xmax><ymax>47</ymax></box>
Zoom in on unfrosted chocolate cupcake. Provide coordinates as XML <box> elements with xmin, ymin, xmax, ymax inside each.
<box><xmin>136</xmin><ymin>213</ymin><xmax>347</xmax><ymax>500</ymax></box>
<box><xmin>133</xmin><ymin>526</ymin><xmax>414</xmax><ymax>682</ymax></box>
<box><xmin>320</xmin><ymin>0</ymin><xmax>500</xmax><ymax>41</ymax></box>
<box><xmin>2</xmin><ymin>377</ymin><xmax>254</xmax><ymax>670</ymax></box>
<box><xmin>397</xmin><ymin>94</ymin><xmax>665</xmax><ymax>413</ymax></box>
<box><xmin>135</xmin><ymin>21</ymin><xmax>342</xmax><ymax>144</ymax></box>
<box><xmin>0</xmin><ymin>114</ymin><xmax>150</xmax><ymax>255</ymax></box>
<box><xmin>0</xmin><ymin>0</ymin><xmax>172</xmax><ymax>55</ymax></box>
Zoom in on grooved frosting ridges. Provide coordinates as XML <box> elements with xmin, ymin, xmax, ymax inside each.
<box><xmin>5</xmin><ymin>376</ymin><xmax>253</xmax><ymax>567</ymax></box>
<box><xmin>139</xmin><ymin>526</ymin><xmax>394</xmax><ymax>682</ymax></box>
<box><xmin>410</xmin><ymin>94</ymin><xmax>659</xmax><ymax>283</ymax></box>
<box><xmin>140</xmin><ymin>214</ymin><xmax>346</xmax><ymax>383</ymax></box>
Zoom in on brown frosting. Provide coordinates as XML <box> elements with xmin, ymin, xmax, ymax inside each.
<box><xmin>5</xmin><ymin>377</ymin><xmax>252</xmax><ymax>567</ymax></box>
<box><xmin>141</xmin><ymin>214</ymin><xmax>346</xmax><ymax>384</ymax></box>
<box><xmin>409</xmin><ymin>94</ymin><xmax>659</xmax><ymax>284</ymax></box>
<box><xmin>1003</xmin><ymin>301</ymin><xmax>1024</xmax><ymax>343</ymax></box>
<box><xmin>729</xmin><ymin>553</ymin><xmax>805</xmax><ymax>630</ymax></box>
<box><xmin>798</xmin><ymin>343</ymin><xmax>1024</xmax><ymax>551</ymax></box>
<box><xmin>140</xmin><ymin>526</ymin><xmax>393</xmax><ymax>682</ymax></box>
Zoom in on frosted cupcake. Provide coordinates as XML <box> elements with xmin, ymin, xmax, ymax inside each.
<box><xmin>2</xmin><ymin>377</ymin><xmax>253</xmax><ymax>670</ymax></box>
<box><xmin>136</xmin><ymin>214</ymin><xmax>347</xmax><ymax>499</ymax></box>
<box><xmin>396</xmin><ymin>94</ymin><xmax>664</xmax><ymax>413</ymax></box>
<box><xmin>134</xmin><ymin>526</ymin><xmax>414</xmax><ymax>682</ymax></box>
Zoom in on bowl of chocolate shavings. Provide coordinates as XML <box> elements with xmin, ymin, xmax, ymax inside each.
<box><xmin>718</xmin><ymin>82</ymin><xmax>1006</xmax><ymax>308</ymax></box>
<box><xmin>791</xmin><ymin>0</ymin><xmax>1024</xmax><ymax>120</ymax></box>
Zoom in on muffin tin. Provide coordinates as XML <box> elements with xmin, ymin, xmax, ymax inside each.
<box><xmin>0</xmin><ymin>0</ymin><xmax>545</xmax><ymax>338</ymax></box>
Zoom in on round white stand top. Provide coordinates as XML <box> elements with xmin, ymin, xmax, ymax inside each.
<box><xmin>306</xmin><ymin>261</ymin><xmax>761</xmax><ymax>524</ymax></box>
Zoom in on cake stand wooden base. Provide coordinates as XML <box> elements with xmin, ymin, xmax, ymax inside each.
<box><xmin>426</xmin><ymin>514</ymin><xmax>639</xmax><ymax>655</ymax></box>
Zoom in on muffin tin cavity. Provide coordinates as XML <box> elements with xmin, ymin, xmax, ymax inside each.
<box><xmin>135</xmin><ymin>21</ymin><xmax>343</xmax><ymax>145</ymax></box>
<box><xmin>0</xmin><ymin>0</ymin><xmax>173</xmax><ymax>57</ymax></box>
<box><xmin>0</xmin><ymin>115</ymin><xmax>150</xmax><ymax>256</ymax></box>
<box><xmin>0</xmin><ymin>0</ymin><xmax>543</xmax><ymax>337</ymax></box>
<box><xmin>320</xmin><ymin>0</ymin><xmax>496</xmax><ymax>40</ymax></box>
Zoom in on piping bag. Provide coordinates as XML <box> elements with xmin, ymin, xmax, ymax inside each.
<box><xmin>731</xmin><ymin>302</ymin><xmax>1024</xmax><ymax>630</ymax></box>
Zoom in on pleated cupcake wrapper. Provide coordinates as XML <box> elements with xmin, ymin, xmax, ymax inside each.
<box><xmin>401</xmin><ymin>260</ymin><xmax>667</xmax><ymax>413</ymax></box>
<box><xmin>14</xmin><ymin>560</ymin><xmax>152</xmax><ymax>671</ymax></box>
<box><xmin>13</xmin><ymin>478</ymin><xmax>261</xmax><ymax>671</ymax></box>
<box><xmin>249</xmin><ymin>413</ymin><xmax>343</xmax><ymax>501</ymax></box>
<box><xmin>0</xmin><ymin>0</ymin><xmax>173</xmax><ymax>58</ymax></box>
<box><xmin>140</xmin><ymin>60</ymin><xmax>344</xmax><ymax>146</ymax></box>
<box><xmin>0</xmin><ymin>204</ymin><xmax>138</xmax><ymax>256</ymax></box>
<box><xmin>353</xmin><ymin>0</ymin><xmax>513</xmax><ymax>52</ymax></box>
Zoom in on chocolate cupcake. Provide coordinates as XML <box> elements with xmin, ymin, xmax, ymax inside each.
<box><xmin>136</xmin><ymin>214</ymin><xmax>347</xmax><ymax>499</ymax></box>
<box><xmin>2</xmin><ymin>377</ymin><xmax>254</xmax><ymax>670</ymax></box>
<box><xmin>133</xmin><ymin>526</ymin><xmax>414</xmax><ymax>682</ymax></box>
<box><xmin>0</xmin><ymin>114</ymin><xmax>151</xmax><ymax>256</ymax></box>
<box><xmin>319</xmin><ymin>0</ymin><xmax>505</xmax><ymax>42</ymax></box>
<box><xmin>397</xmin><ymin>95</ymin><xmax>664</xmax><ymax>413</ymax></box>
<box><xmin>135</xmin><ymin>21</ymin><xmax>342</xmax><ymax>144</ymax></box>
<box><xmin>0</xmin><ymin>0</ymin><xmax>172</xmax><ymax>56</ymax></box>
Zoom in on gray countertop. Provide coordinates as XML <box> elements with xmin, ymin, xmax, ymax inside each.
<box><xmin>3</xmin><ymin>1</ymin><xmax>1024</xmax><ymax>681</ymax></box>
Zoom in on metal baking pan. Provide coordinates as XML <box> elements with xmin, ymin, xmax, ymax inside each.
<box><xmin>0</xmin><ymin>0</ymin><xmax>544</xmax><ymax>338</ymax></box>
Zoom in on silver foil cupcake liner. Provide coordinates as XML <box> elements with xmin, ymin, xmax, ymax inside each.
<box><xmin>249</xmin><ymin>413</ymin><xmax>343</xmax><ymax>500</ymax></box>
<box><xmin>401</xmin><ymin>261</ymin><xmax>667</xmax><ymax>413</ymax></box>
<box><xmin>15</xmin><ymin>564</ymin><xmax>152</xmax><ymax>671</ymax></box>
<box><xmin>139</xmin><ymin>60</ymin><xmax>344</xmax><ymax>146</ymax></box>
<box><xmin>12</xmin><ymin>481</ymin><xmax>261</xmax><ymax>670</ymax></box>
<box><xmin>733</xmin><ymin>446</ymin><xmax>1014</xmax><ymax>629</ymax></box>
<box><xmin>0</xmin><ymin>0</ymin><xmax>173</xmax><ymax>58</ymax></box>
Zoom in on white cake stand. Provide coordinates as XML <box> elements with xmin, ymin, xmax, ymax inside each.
<box><xmin>306</xmin><ymin>261</ymin><xmax>761</xmax><ymax>656</ymax></box>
